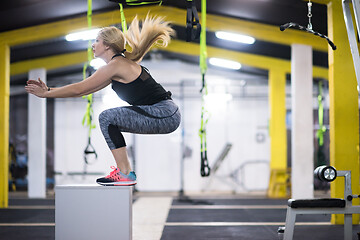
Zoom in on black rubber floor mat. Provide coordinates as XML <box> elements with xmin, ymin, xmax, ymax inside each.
<box><xmin>0</xmin><ymin>209</ymin><xmax>54</xmax><ymax>223</ymax></box>
<box><xmin>172</xmin><ymin>198</ymin><xmax>288</xmax><ymax>206</ymax></box>
<box><xmin>166</xmin><ymin>208</ymin><xmax>330</xmax><ymax>222</ymax></box>
<box><xmin>161</xmin><ymin>225</ymin><xmax>360</xmax><ymax>240</ymax></box>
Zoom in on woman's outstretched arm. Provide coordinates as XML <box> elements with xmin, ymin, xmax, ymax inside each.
<box><xmin>25</xmin><ymin>64</ymin><xmax>116</xmax><ymax>98</ymax></box>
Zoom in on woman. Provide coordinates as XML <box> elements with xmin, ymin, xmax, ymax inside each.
<box><xmin>25</xmin><ymin>15</ymin><xmax>181</xmax><ymax>186</ymax></box>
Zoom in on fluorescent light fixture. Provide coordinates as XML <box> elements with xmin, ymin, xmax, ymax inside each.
<box><xmin>65</xmin><ymin>28</ymin><xmax>101</xmax><ymax>41</ymax></box>
<box><xmin>90</xmin><ymin>58</ymin><xmax>106</xmax><ymax>70</ymax></box>
<box><xmin>215</xmin><ymin>31</ymin><xmax>255</xmax><ymax>44</ymax></box>
<box><xmin>209</xmin><ymin>58</ymin><xmax>242</xmax><ymax>70</ymax></box>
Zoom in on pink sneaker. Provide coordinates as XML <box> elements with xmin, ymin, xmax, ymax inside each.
<box><xmin>96</xmin><ymin>166</ymin><xmax>137</xmax><ymax>186</ymax></box>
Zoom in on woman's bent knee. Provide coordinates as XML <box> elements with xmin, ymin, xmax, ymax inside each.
<box><xmin>99</xmin><ymin>109</ymin><xmax>111</xmax><ymax>126</ymax></box>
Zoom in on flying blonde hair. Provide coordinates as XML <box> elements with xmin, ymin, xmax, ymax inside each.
<box><xmin>98</xmin><ymin>14</ymin><xmax>175</xmax><ymax>62</ymax></box>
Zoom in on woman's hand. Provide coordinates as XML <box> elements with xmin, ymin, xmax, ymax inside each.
<box><xmin>25</xmin><ymin>78</ymin><xmax>48</xmax><ymax>98</ymax></box>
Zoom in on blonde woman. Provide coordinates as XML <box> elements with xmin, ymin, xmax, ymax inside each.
<box><xmin>25</xmin><ymin>15</ymin><xmax>181</xmax><ymax>186</ymax></box>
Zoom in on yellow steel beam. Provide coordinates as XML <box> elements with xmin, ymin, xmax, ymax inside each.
<box><xmin>0</xmin><ymin>44</ymin><xmax>10</xmax><ymax>208</ymax></box>
<box><xmin>204</xmin><ymin>15</ymin><xmax>328</xmax><ymax>52</ymax></box>
<box><xmin>267</xmin><ymin>68</ymin><xmax>288</xmax><ymax>198</ymax></box>
<box><xmin>11</xmin><ymin>51</ymin><xmax>87</xmax><ymax>76</ymax></box>
<box><xmin>0</xmin><ymin>6</ymin><xmax>327</xmax><ymax>52</ymax></box>
<box><xmin>327</xmin><ymin>0</ymin><xmax>359</xmax><ymax>224</ymax></box>
<box><xmin>0</xmin><ymin>9</ymin><xmax>127</xmax><ymax>46</ymax></box>
<box><xmin>164</xmin><ymin>40</ymin><xmax>328</xmax><ymax>79</ymax></box>
<box><xmin>10</xmin><ymin>40</ymin><xmax>328</xmax><ymax>79</ymax></box>
<box><xmin>312</xmin><ymin>0</ymin><xmax>331</xmax><ymax>5</ymax></box>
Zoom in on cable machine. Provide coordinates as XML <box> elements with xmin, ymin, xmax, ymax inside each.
<box><xmin>342</xmin><ymin>0</ymin><xmax>360</xmax><ymax>87</ymax></box>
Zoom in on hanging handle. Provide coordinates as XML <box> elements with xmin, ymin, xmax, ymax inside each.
<box><xmin>84</xmin><ymin>137</ymin><xmax>98</xmax><ymax>164</ymax></box>
<box><xmin>280</xmin><ymin>22</ymin><xmax>337</xmax><ymax>50</ymax></box>
<box><xmin>200</xmin><ymin>148</ymin><xmax>210</xmax><ymax>177</ymax></box>
<box><xmin>186</xmin><ymin>0</ymin><xmax>201</xmax><ymax>42</ymax></box>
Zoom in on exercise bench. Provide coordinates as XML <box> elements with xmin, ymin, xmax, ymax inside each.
<box><xmin>280</xmin><ymin>166</ymin><xmax>360</xmax><ymax>240</ymax></box>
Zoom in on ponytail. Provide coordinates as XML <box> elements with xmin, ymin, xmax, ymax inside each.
<box><xmin>124</xmin><ymin>15</ymin><xmax>175</xmax><ymax>62</ymax></box>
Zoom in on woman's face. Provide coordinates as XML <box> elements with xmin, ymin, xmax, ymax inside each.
<box><xmin>92</xmin><ymin>36</ymin><xmax>107</xmax><ymax>58</ymax></box>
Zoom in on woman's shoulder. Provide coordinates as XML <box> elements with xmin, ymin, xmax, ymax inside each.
<box><xmin>108</xmin><ymin>59</ymin><xmax>142</xmax><ymax>83</ymax></box>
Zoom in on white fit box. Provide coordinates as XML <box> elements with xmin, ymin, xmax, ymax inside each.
<box><xmin>55</xmin><ymin>185</ymin><xmax>133</xmax><ymax>240</ymax></box>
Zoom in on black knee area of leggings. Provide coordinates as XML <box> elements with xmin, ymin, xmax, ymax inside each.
<box><xmin>108</xmin><ymin>124</ymin><xmax>126</xmax><ymax>148</ymax></box>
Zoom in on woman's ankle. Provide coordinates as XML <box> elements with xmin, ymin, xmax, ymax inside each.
<box><xmin>118</xmin><ymin>168</ymin><xmax>131</xmax><ymax>175</ymax></box>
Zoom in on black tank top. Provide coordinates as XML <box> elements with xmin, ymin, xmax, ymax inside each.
<box><xmin>111</xmin><ymin>66</ymin><xmax>172</xmax><ymax>106</ymax></box>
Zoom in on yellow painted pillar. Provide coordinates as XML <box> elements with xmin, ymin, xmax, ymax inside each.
<box><xmin>0</xmin><ymin>43</ymin><xmax>10</xmax><ymax>208</ymax></box>
<box><xmin>327</xmin><ymin>0</ymin><xmax>359</xmax><ymax>224</ymax></box>
<box><xmin>267</xmin><ymin>68</ymin><xmax>288</xmax><ymax>198</ymax></box>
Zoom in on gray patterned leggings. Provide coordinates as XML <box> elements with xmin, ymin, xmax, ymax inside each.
<box><xmin>99</xmin><ymin>100</ymin><xmax>181</xmax><ymax>150</ymax></box>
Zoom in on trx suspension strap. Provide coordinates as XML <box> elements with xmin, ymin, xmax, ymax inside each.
<box><xmin>316</xmin><ymin>81</ymin><xmax>326</xmax><ymax>146</ymax></box>
<box><xmin>82</xmin><ymin>0</ymin><xmax>98</xmax><ymax>165</ymax></box>
<box><xmin>280</xmin><ymin>1</ymin><xmax>336</xmax><ymax>50</ymax></box>
<box><xmin>316</xmin><ymin>80</ymin><xmax>327</xmax><ymax>166</ymax></box>
<box><xmin>199</xmin><ymin>0</ymin><xmax>210</xmax><ymax>177</ymax></box>
<box><xmin>109</xmin><ymin>0</ymin><xmax>164</xmax><ymax>32</ymax></box>
<box><xmin>119</xmin><ymin>3</ymin><xmax>128</xmax><ymax>33</ymax></box>
<box><xmin>186</xmin><ymin>0</ymin><xmax>201</xmax><ymax>42</ymax></box>
<box><xmin>109</xmin><ymin>0</ymin><xmax>163</xmax><ymax>7</ymax></box>
<box><xmin>109</xmin><ymin>0</ymin><xmax>128</xmax><ymax>34</ymax></box>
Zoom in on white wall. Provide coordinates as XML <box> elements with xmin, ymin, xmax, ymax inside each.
<box><xmin>54</xmin><ymin>59</ymin><xmax>270</xmax><ymax>193</ymax></box>
<box><xmin>179</xmin><ymin>95</ymin><xmax>270</xmax><ymax>193</ymax></box>
<box><xmin>54</xmin><ymin>94</ymin><xmax>119</xmax><ymax>185</ymax></box>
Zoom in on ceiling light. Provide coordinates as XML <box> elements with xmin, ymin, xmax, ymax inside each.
<box><xmin>65</xmin><ymin>28</ymin><xmax>101</xmax><ymax>41</ymax></box>
<box><xmin>215</xmin><ymin>31</ymin><xmax>255</xmax><ymax>44</ymax></box>
<box><xmin>209</xmin><ymin>58</ymin><xmax>242</xmax><ymax>70</ymax></box>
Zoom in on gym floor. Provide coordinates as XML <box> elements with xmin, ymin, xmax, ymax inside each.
<box><xmin>1</xmin><ymin>191</ymin><xmax>359</xmax><ymax>240</ymax></box>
